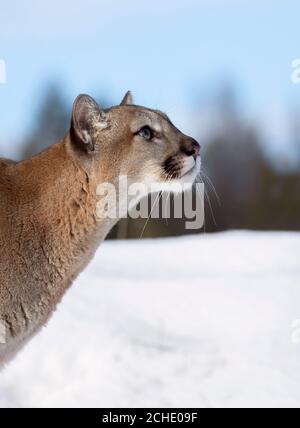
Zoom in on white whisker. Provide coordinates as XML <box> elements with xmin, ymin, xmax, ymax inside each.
<box><xmin>200</xmin><ymin>167</ymin><xmax>221</xmax><ymax>206</ymax></box>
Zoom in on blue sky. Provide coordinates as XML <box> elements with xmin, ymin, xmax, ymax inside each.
<box><xmin>0</xmin><ymin>0</ymin><xmax>300</xmax><ymax>153</ymax></box>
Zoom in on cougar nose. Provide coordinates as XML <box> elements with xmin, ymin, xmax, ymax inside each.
<box><xmin>182</xmin><ymin>137</ymin><xmax>201</xmax><ymax>159</ymax></box>
<box><xmin>192</xmin><ymin>140</ymin><xmax>201</xmax><ymax>158</ymax></box>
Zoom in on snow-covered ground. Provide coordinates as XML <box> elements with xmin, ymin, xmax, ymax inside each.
<box><xmin>0</xmin><ymin>231</ymin><xmax>300</xmax><ymax>408</ymax></box>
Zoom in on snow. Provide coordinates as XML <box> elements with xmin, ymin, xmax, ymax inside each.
<box><xmin>0</xmin><ymin>231</ymin><xmax>300</xmax><ymax>408</ymax></box>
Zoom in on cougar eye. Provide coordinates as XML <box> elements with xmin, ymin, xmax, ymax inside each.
<box><xmin>138</xmin><ymin>126</ymin><xmax>154</xmax><ymax>141</ymax></box>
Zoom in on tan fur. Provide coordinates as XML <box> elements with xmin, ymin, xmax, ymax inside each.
<box><xmin>0</xmin><ymin>93</ymin><xmax>200</xmax><ymax>365</ymax></box>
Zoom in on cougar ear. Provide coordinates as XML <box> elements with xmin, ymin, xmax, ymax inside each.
<box><xmin>71</xmin><ymin>94</ymin><xmax>108</xmax><ymax>152</ymax></box>
<box><xmin>120</xmin><ymin>90</ymin><xmax>133</xmax><ymax>106</ymax></box>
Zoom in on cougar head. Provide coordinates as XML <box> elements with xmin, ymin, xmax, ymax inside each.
<box><xmin>70</xmin><ymin>91</ymin><xmax>201</xmax><ymax>191</ymax></box>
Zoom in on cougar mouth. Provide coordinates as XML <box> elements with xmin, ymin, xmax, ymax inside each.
<box><xmin>163</xmin><ymin>155</ymin><xmax>201</xmax><ymax>181</ymax></box>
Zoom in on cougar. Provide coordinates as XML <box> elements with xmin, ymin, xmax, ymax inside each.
<box><xmin>0</xmin><ymin>92</ymin><xmax>201</xmax><ymax>365</ymax></box>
